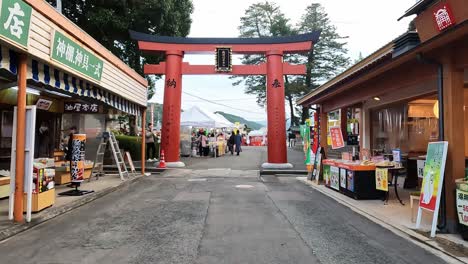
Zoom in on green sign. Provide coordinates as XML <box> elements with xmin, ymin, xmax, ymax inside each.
<box><xmin>0</xmin><ymin>0</ymin><xmax>32</xmax><ymax>48</ymax></box>
<box><xmin>51</xmin><ymin>30</ymin><xmax>103</xmax><ymax>81</ymax></box>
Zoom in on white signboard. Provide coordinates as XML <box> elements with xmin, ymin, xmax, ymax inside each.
<box><xmin>457</xmin><ymin>189</ymin><xmax>468</xmax><ymax>226</ymax></box>
<box><xmin>417</xmin><ymin>160</ymin><xmax>426</xmax><ymax>178</ymax></box>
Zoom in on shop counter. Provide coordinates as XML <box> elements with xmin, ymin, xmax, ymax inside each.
<box><xmin>323</xmin><ymin>159</ymin><xmax>386</xmax><ymax>200</ymax></box>
<box><xmin>0</xmin><ymin>176</ymin><xmax>10</xmax><ymax>199</ymax></box>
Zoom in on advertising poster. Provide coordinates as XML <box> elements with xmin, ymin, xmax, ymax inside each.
<box><xmin>419</xmin><ymin>142</ymin><xmax>448</xmax><ymax>212</ymax></box>
<box><xmin>330</xmin><ymin>166</ymin><xmax>340</xmax><ymax>191</ymax></box>
<box><xmin>71</xmin><ymin>134</ymin><xmax>86</xmax><ymax>183</ymax></box>
<box><xmin>340</xmin><ymin>168</ymin><xmax>347</xmax><ymax>188</ymax></box>
<box><xmin>329</xmin><ymin>126</ymin><xmax>345</xmax><ymax>149</ymax></box>
<box><xmin>323</xmin><ymin>164</ymin><xmax>331</xmax><ymax>186</ymax></box>
<box><xmin>375</xmin><ymin>168</ymin><xmax>388</xmax><ymax>192</ymax></box>
<box><xmin>347</xmin><ymin>170</ymin><xmax>354</xmax><ymax>192</ymax></box>
<box><xmin>392</xmin><ymin>149</ymin><xmax>401</xmax><ymax>163</ymax></box>
<box><xmin>457</xmin><ymin>189</ymin><xmax>468</xmax><ymax>226</ymax></box>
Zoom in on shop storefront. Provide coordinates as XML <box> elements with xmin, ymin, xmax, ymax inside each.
<box><xmin>298</xmin><ymin>0</ymin><xmax>468</xmax><ymax>236</ymax></box>
<box><xmin>0</xmin><ymin>0</ymin><xmax>148</xmax><ymax>222</ymax></box>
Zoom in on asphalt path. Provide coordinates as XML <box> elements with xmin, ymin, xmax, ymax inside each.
<box><xmin>0</xmin><ymin>167</ymin><xmax>449</xmax><ymax>264</ymax></box>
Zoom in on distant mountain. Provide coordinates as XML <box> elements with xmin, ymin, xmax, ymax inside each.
<box><xmin>215</xmin><ymin>111</ymin><xmax>264</xmax><ymax>130</ymax></box>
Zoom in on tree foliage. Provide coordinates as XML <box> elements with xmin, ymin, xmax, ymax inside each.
<box><xmin>234</xmin><ymin>1</ymin><xmax>350</xmax><ymax>125</ymax></box>
<box><xmin>47</xmin><ymin>0</ymin><xmax>193</xmax><ymax>99</ymax></box>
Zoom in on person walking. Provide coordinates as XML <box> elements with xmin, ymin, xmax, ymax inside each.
<box><xmin>145</xmin><ymin>123</ymin><xmax>155</xmax><ymax>161</ymax></box>
<box><xmin>234</xmin><ymin>130</ymin><xmax>242</xmax><ymax>156</ymax></box>
<box><xmin>228</xmin><ymin>133</ymin><xmax>235</xmax><ymax>155</ymax></box>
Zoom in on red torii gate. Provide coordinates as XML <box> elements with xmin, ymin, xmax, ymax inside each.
<box><xmin>130</xmin><ymin>31</ymin><xmax>320</xmax><ymax>168</ymax></box>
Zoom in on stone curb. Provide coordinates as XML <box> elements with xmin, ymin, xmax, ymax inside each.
<box><xmin>259</xmin><ymin>169</ymin><xmax>308</xmax><ymax>176</ymax></box>
<box><xmin>0</xmin><ymin>175</ymin><xmax>146</xmax><ymax>242</ymax></box>
<box><xmin>298</xmin><ymin>178</ymin><xmax>468</xmax><ymax>264</ymax></box>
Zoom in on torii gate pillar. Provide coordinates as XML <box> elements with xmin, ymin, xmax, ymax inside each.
<box><xmin>161</xmin><ymin>50</ymin><xmax>185</xmax><ymax>167</ymax></box>
<box><xmin>263</xmin><ymin>50</ymin><xmax>291</xmax><ymax>168</ymax></box>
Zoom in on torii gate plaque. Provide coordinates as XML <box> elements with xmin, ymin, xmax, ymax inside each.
<box><xmin>130</xmin><ymin>31</ymin><xmax>320</xmax><ymax>168</ymax></box>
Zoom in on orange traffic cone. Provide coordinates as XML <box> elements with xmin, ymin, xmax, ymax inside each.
<box><xmin>158</xmin><ymin>150</ymin><xmax>166</xmax><ymax>168</ymax></box>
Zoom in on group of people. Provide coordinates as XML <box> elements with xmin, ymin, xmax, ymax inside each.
<box><xmin>191</xmin><ymin>129</ymin><xmax>243</xmax><ymax>157</ymax></box>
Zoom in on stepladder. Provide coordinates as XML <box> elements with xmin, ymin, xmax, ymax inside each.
<box><xmin>90</xmin><ymin>132</ymin><xmax>129</xmax><ymax>181</ymax></box>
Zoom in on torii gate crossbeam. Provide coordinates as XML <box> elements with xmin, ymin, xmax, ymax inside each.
<box><xmin>130</xmin><ymin>30</ymin><xmax>320</xmax><ymax>169</ymax></box>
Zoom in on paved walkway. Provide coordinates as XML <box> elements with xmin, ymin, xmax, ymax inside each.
<box><xmin>0</xmin><ymin>168</ymin><xmax>451</xmax><ymax>264</ymax></box>
<box><xmin>181</xmin><ymin>146</ymin><xmax>306</xmax><ymax>170</ymax></box>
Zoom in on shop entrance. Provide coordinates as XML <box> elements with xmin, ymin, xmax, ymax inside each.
<box><xmin>130</xmin><ymin>31</ymin><xmax>320</xmax><ymax>168</ymax></box>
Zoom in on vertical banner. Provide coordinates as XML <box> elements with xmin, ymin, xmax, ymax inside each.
<box><xmin>71</xmin><ymin>134</ymin><xmax>86</xmax><ymax>183</ymax></box>
<box><xmin>329</xmin><ymin>126</ymin><xmax>345</xmax><ymax>149</ymax></box>
<box><xmin>302</xmin><ymin>120</ymin><xmax>312</xmax><ymax>165</ymax></box>
<box><xmin>375</xmin><ymin>168</ymin><xmax>389</xmax><ymax>191</ymax></box>
<box><xmin>416</xmin><ymin>141</ymin><xmax>448</xmax><ymax>237</ymax></box>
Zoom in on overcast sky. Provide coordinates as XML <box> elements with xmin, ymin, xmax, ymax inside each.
<box><xmin>150</xmin><ymin>0</ymin><xmax>415</xmax><ymax>121</ymax></box>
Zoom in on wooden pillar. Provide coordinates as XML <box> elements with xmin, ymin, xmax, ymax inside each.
<box><xmin>141</xmin><ymin>107</ymin><xmax>146</xmax><ymax>175</ymax></box>
<box><xmin>340</xmin><ymin>107</ymin><xmax>348</xmax><ymax>141</ymax></box>
<box><xmin>442</xmin><ymin>59</ymin><xmax>465</xmax><ymax>232</ymax></box>
<box><xmin>14</xmin><ymin>54</ymin><xmax>27</xmax><ymax>222</ymax></box>
<box><xmin>319</xmin><ymin>108</ymin><xmax>328</xmax><ymax>157</ymax></box>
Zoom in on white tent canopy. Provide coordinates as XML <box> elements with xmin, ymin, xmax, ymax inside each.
<box><xmin>181</xmin><ymin>106</ymin><xmax>235</xmax><ymax>128</ymax></box>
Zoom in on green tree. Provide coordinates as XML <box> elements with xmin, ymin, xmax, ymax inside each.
<box><xmin>232</xmin><ymin>1</ymin><xmax>300</xmax><ymax>126</ymax></box>
<box><xmin>234</xmin><ymin>2</ymin><xmax>349</xmax><ymax>126</ymax></box>
<box><xmin>47</xmin><ymin>0</ymin><xmax>193</xmax><ymax>100</ymax></box>
<box><xmin>297</xmin><ymin>3</ymin><xmax>350</xmax><ymax>123</ymax></box>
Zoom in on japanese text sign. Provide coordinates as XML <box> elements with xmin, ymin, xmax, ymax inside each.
<box><xmin>329</xmin><ymin>126</ymin><xmax>344</xmax><ymax>149</ymax></box>
<box><xmin>375</xmin><ymin>168</ymin><xmax>388</xmax><ymax>192</ymax></box>
<box><xmin>0</xmin><ymin>0</ymin><xmax>32</xmax><ymax>48</ymax></box>
<box><xmin>419</xmin><ymin>142</ymin><xmax>448</xmax><ymax>211</ymax></box>
<box><xmin>215</xmin><ymin>47</ymin><xmax>232</xmax><ymax>72</ymax></box>
<box><xmin>457</xmin><ymin>189</ymin><xmax>468</xmax><ymax>227</ymax></box>
<box><xmin>64</xmin><ymin>102</ymin><xmax>99</xmax><ymax>113</ymax></box>
<box><xmin>432</xmin><ymin>2</ymin><xmax>456</xmax><ymax>32</ymax></box>
<box><xmin>51</xmin><ymin>30</ymin><xmax>104</xmax><ymax>81</ymax></box>
<box><xmin>71</xmin><ymin>134</ymin><xmax>86</xmax><ymax>183</ymax></box>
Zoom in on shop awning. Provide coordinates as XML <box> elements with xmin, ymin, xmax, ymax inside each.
<box><xmin>0</xmin><ymin>46</ymin><xmax>141</xmax><ymax>116</ymax></box>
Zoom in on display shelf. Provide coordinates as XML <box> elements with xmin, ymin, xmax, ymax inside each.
<box><xmin>23</xmin><ymin>188</ymin><xmax>55</xmax><ymax>212</ymax></box>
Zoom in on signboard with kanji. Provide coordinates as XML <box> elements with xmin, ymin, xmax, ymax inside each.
<box><xmin>215</xmin><ymin>47</ymin><xmax>232</xmax><ymax>72</ymax></box>
<box><xmin>329</xmin><ymin>126</ymin><xmax>345</xmax><ymax>149</ymax></box>
<box><xmin>375</xmin><ymin>168</ymin><xmax>388</xmax><ymax>192</ymax></box>
<box><xmin>0</xmin><ymin>0</ymin><xmax>32</xmax><ymax>48</ymax></box>
<box><xmin>432</xmin><ymin>3</ymin><xmax>456</xmax><ymax>32</ymax></box>
<box><xmin>51</xmin><ymin>30</ymin><xmax>104</xmax><ymax>81</ymax></box>
<box><xmin>71</xmin><ymin>134</ymin><xmax>86</xmax><ymax>183</ymax></box>
<box><xmin>64</xmin><ymin>102</ymin><xmax>99</xmax><ymax>113</ymax></box>
<box><xmin>457</xmin><ymin>189</ymin><xmax>468</xmax><ymax>227</ymax></box>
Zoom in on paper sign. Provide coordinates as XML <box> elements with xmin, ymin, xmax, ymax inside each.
<box><xmin>323</xmin><ymin>164</ymin><xmax>331</xmax><ymax>186</ymax></box>
<box><xmin>417</xmin><ymin>160</ymin><xmax>426</xmax><ymax>178</ymax></box>
<box><xmin>392</xmin><ymin>149</ymin><xmax>401</xmax><ymax>163</ymax></box>
<box><xmin>340</xmin><ymin>168</ymin><xmax>346</xmax><ymax>188</ymax></box>
<box><xmin>330</xmin><ymin>166</ymin><xmax>340</xmax><ymax>191</ymax></box>
<box><xmin>457</xmin><ymin>189</ymin><xmax>468</xmax><ymax>226</ymax></box>
<box><xmin>375</xmin><ymin>168</ymin><xmax>388</xmax><ymax>191</ymax></box>
<box><xmin>329</xmin><ymin>126</ymin><xmax>344</xmax><ymax>149</ymax></box>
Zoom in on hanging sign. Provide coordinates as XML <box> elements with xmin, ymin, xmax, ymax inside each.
<box><xmin>215</xmin><ymin>47</ymin><xmax>232</xmax><ymax>72</ymax></box>
<box><xmin>71</xmin><ymin>134</ymin><xmax>86</xmax><ymax>183</ymax></box>
<box><xmin>432</xmin><ymin>3</ymin><xmax>456</xmax><ymax>32</ymax></box>
<box><xmin>64</xmin><ymin>102</ymin><xmax>99</xmax><ymax>113</ymax></box>
<box><xmin>0</xmin><ymin>0</ymin><xmax>32</xmax><ymax>48</ymax></box>
<box><xmin>416</xmin><ymin>141</ymin><xmax>448</xmax><ymax>237</ymax></box>
<box><xmin>375</xmin><ymin>168</ymin><xmax>388</xmax><ymax>191</ymax></box>
<box><xmin>329</xmin><ymin>126</ymin><xmax>345</xmax><ymax>149</ymax></box>
<box><xmin>51</xmin><ymin>30</ymin><xmax>104</xmax><ymax>81</ymax></box>
<box><xmin>36</xmin><ymin>98</ymin><xmax>53</xmax><ymax>111</ymax></box>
